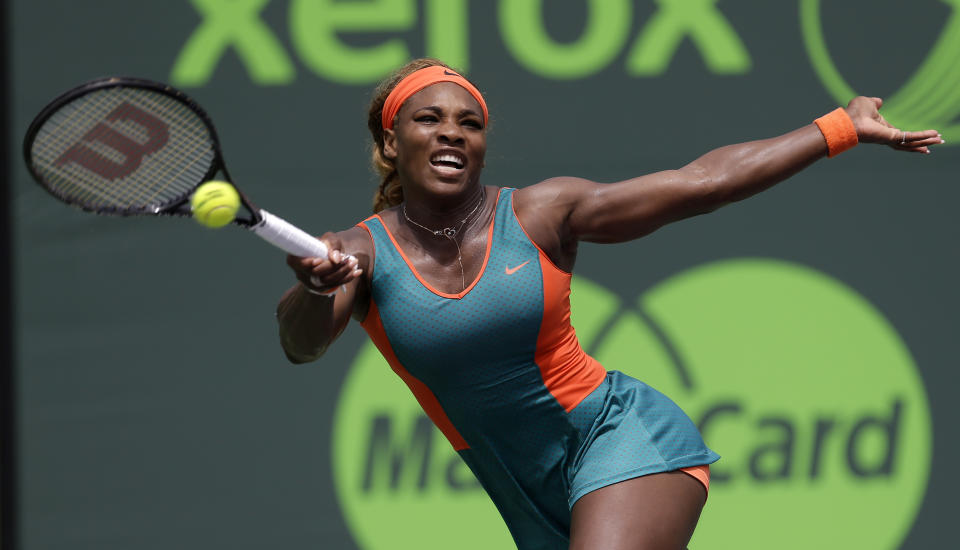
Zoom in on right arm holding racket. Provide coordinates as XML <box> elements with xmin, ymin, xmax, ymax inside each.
<box><xmin>276</xmin><ymin>227</ymin><xmax>370</xmax><ymax>363</ymax></box>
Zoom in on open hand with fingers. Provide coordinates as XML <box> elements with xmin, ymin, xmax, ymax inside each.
<box><xmin>285</xmin><ymin>232</ymin><xmax>362</xmax><ymax>295</ymax></box>
<box><xmin>845</xmin><ymin>96</ymin><xmax>944</xmax><ymax>153</ymax></box>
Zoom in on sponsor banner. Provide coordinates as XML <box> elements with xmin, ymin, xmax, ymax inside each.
<box><xmin>334</xmin><ymin>260</ymin><xmax>931</xmax><ymax>549</ymax></box>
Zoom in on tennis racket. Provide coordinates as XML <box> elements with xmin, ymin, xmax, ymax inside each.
<box><xmin>22</xmin><ymin>77</ymin><xmax>328</xmax><ymax>259</ymax></box>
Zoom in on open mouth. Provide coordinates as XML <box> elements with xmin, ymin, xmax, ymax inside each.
<box><xmin>430</xmin><ymin>151</ymin><xmax>466</xmax><ymax>170</ymax></box>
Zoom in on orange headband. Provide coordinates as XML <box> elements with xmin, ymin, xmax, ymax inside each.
<box><xmin>381</xmin><ymin>66</ymin><xmax>488</xmax><ymax>130</ymax></box>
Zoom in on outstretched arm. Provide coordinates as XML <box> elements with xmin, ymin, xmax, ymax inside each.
<box><xmin>515</xmin><ymin>97</ymin><xmax>942</xmax><ymax>268</ymax></box>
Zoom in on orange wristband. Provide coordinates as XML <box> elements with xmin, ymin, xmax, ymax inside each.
<box><xmin>814</xmin><ymin>108</ymin><xmax>858</xmax><ymax>157</ymax></box>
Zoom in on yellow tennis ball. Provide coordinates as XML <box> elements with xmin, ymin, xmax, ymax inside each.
<box><xmin>191</xmin><ymin>181</ymin><xmax>240</xmax><ymax>228</ymax></box>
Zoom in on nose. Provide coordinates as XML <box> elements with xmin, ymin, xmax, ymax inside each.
<box><xmin>437</xmin><ymin>118</ymin><xmax>465</xmax><ymax>145</ymax></box>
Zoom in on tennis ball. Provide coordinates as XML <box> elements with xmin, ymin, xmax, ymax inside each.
<box><xmin>191</xmin><ymin>181</ymin><xmax>240</xmax><ymax>228</ymax></box>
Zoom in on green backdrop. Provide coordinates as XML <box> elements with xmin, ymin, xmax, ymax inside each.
<box><xmin>9</xmin><ymin>1</ymin><xmax>959</xmax><ymax>548</ymax></box>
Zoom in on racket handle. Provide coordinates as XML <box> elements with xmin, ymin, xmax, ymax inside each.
<box><xmin>251</xmin><ymin>210</ymin><xmax>328</xmax><ymax>259</ymax></box>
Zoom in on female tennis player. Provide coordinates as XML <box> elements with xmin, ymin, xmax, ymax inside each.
<box><xmin>276</xmin><ymin>58</ymin><xmax>941</xmax><ymax>550</ymax></box>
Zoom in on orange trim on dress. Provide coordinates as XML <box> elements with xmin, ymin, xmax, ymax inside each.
<box><xmin>533</xmin><ymin>253</ymin><xmax>606</xmax><ymax>412</ymax></box>
<box><xmin>513</xmin><ymin>193</ymin><xmax>606</xmax><ymax>412</ymax></box>
<box><xmin>355</xmin><ymin>219</ymin><xmax>377</xmax><ymax>322</ymax></box>
<box><xmin>360</xmin><ymin>300</ymin><xmax>470</xmax><ymax>451</ymax></box>
<box><xmin>679</xmin><ymin>465</ymin><xmax>710</xmax><ymax>494</ymax></box>
<box><xmin>372</xmin><ymin>189</ymin><xmax>501</xmax><ymax>300</ymax></box>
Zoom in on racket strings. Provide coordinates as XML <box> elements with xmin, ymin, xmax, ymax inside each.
<box><xmin>30</xmin><ymin>86</ymin><xmax>216</xmax><ymax>212</ymax></box>
<box><xmin>105</xmin><ymin>89</ymin><xmax>209</xmax><ymax>208</ymax></box>
<box><xmin>32</xmin><ymin>92</ymin><xmax>149</xmax><ymax>206</ymax></box>
<box><xmin>32</xmin><ymin>98</ymin><xmax>175</xmax><ymax>208</ymax></box>
<box><xmin>32</xmin><ymin>100</ymin><xmax>134</xmax><ymax>207</ymax></box>
<box><xmin>47</xmin><ymin>89</ymin><xmax>209</xmax><ymax>208</ymax></box>
<box><xmin>36</xmin><ymin>88</ymin><xmax>207</xmax><ymax>202</ymax></box>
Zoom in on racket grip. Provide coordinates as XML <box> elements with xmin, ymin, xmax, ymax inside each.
<box><xmin>251</xmin><ymin>210</ymin><xmax>328</xmax><ymax>259</ymax></box>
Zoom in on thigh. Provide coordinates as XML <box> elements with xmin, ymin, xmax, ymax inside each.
<box><xmin>568</xmin><ymin>471</ymin><xmax>706</xmax><ymax>550</ymax></box>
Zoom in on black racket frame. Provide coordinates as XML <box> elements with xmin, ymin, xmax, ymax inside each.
<box><xmin>22</xmin><ymin>76</ymin><xmax>262</xmax><ymax>226</ymax></box>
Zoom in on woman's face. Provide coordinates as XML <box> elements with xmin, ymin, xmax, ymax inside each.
<box><xmin>383</xmin><ymin>82</ymin><xmax>487</xmax><ymax>200</ymax></box>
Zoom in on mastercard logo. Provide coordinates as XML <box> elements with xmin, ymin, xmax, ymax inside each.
<box><xmin>332</xmin><ymin>258</ymin><xmax>931</xmax><ymax>549</ymax></box>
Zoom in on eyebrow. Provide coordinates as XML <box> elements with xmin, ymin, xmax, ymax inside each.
<box><xmin>416</xmin><ymin>105</ymin><xmax>483</xmax><ymax>119</ymax></box>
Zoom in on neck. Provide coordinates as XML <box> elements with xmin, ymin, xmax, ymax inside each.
<box><xmin>401</xmin><ymin>186</ymin><xmax>486</xmax><ymax>230</ymax></box>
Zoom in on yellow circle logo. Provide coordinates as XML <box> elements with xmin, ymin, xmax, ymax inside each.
<box><xmin>801</xmin><ymin>0</ymin><xmax>960</xmax><ymax>142</ymax></box>
<box><xmin>333</xmin><ymin>258</ymin><xmax>932</xmax><ymax>548</ymax></box>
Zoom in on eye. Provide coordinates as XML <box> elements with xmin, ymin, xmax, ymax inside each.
<box><xmin>415</xmin><ymin>114</ymin><xmax>439</xmax><ymax>124</ymax></box>
<box><xmin>462</xmin><ymin>118</ymin><xmax>483</xmax><ymax>130</ymax></box>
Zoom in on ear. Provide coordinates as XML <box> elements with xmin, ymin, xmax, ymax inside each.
<box><xmin>383</xmin><ymin>128</ymin><xmax>398</xmax><ymax>160</ymax></box>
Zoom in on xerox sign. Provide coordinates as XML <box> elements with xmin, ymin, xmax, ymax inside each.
<box><xmin>169</xmin><ymin>0</ymin><xmax>752</xmax><ymax>86</ymax></box>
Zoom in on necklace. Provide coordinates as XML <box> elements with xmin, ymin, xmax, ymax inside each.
<box><xmin>402</xmin><ymin>192</ymin><xmax>485</xmax><ymax>291</ymax></box>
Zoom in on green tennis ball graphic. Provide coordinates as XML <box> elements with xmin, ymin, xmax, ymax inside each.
<box><xmin>802</xmin><ymin>0</ymin><xmax>960</xmax><ymax>142</ymax></box>
<box><xmin>332</xmin><ymin>259</ymin><xmax>931</xmax><ymax>550</ymax></box>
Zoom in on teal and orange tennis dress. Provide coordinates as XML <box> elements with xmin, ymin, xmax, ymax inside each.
<box><xmin>359</xmin><ymin>188</ymin><xmax>719</xmax><ymax>550</ymax></box>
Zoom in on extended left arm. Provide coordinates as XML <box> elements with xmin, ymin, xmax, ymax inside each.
<box><xmin>515</xmin><ymin>97</ymin><xmax>942</xmax><ymax>262</ymax></box>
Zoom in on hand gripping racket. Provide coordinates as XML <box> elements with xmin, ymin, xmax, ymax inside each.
<box><xmin>22</xmin><ymin>77</ymin><xmax>328</xmax><ymax>259</ymax></box>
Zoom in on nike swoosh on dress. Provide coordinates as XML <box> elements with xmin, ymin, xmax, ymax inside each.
<box><xmin>505</xmin><ymin>261</ymin><xmax>530</xmax><ymax>275</ymax></box>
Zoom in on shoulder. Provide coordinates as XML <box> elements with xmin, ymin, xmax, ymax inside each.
<box><xmin>339</xmin><ymin>222</ymin><xmax>375</xmax><ymax>248</ymax></box>
<box><xmin>337</xmin><ymin>222</ymin><xmax>377</xmax><ymax>273</ymax></box>
<box><xmin>514</xmin><ymin>177</ymin><xmax>596</xmax><ymax>208</ymax></box>
<box><xmin>513</xmin><ymin>177</ymin><xmax>598</xmax><ymax>223</ymax></box>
